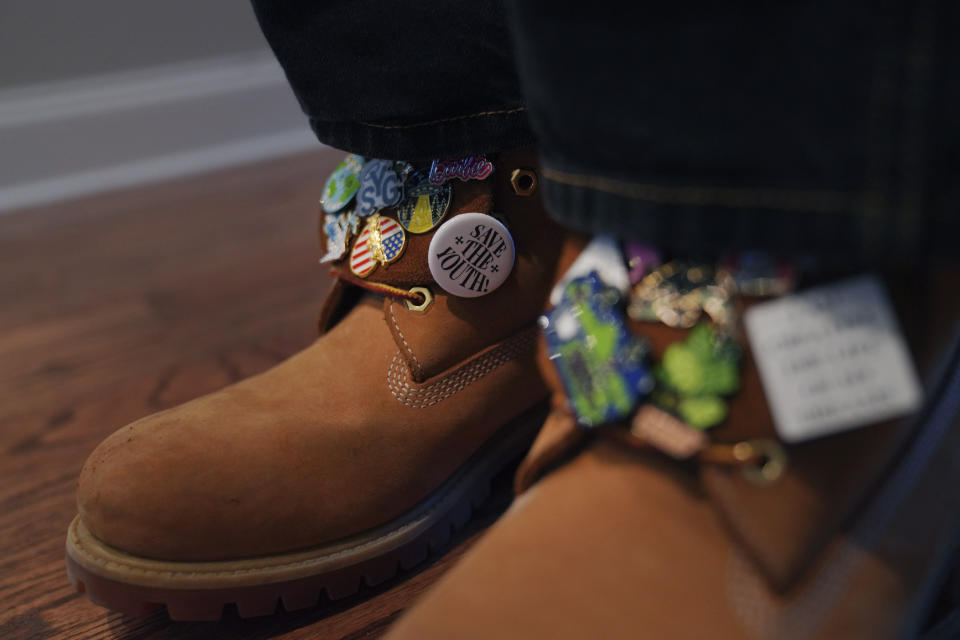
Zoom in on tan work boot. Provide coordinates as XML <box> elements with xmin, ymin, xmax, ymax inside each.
<box><xmin>65</xmin><ymin>149</ymin><xmax>585</xmax><ymax>620</ymax></box>
<box><xmin>386</xmin><ymin>265</ymin><xmax>960</xmax><ymax>639</ymax></box>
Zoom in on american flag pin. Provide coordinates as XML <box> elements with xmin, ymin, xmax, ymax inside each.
<box><xmin>350</xmin><ymin>214</ymin><xmax>406</xmax><ymax>278</ymax></box>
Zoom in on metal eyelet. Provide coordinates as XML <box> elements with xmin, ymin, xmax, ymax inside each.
<box><xmin>734</xmin><ymin>439</ymin><xmax>788</xmax><ymax>486</ymax></box>
<box><xmin>510</xmin><ymin>168</ymin><xmax>538</xmax><ymax>196</ymax></box>
<box><xmin>405</xmin><ymin>286</ymin><xmax>434</xmax><ymax>312</ymax></box>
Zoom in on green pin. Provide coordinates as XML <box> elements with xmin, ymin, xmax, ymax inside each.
<box><xmin>654</xmin><ymin>324</ymin><xmax>741</xmax><ymax>429</ymax></box>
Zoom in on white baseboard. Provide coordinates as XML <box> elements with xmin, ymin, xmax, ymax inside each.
<box><xmin>0</xmin><ymin>51</ymin><xmax>322</xmax><ymax>214</ymax></box>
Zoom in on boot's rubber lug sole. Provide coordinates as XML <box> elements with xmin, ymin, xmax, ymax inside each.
<box><xmin>65</xmin><ymin>403</ymin><xmax>547</xmax><ymax>621</ymax></box>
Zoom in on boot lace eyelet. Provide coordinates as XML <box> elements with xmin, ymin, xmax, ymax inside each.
<box><xmin>405</xmin><ymin>286</ymin><xmax>434</xmax><ymax>312</ymax></box>
<box><xmin>510</xmin><ymin>168</ymin><xmax>538</xmax><ymax>196</ymax></box>
<box><xmin>735</xmin><ymin>439</ymin><xmax>788</xmax><ymax>486</ymax></box>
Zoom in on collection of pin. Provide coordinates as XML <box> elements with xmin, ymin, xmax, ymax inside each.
<box><xmin>318</xmin><ymin>154</ymin><xmax>497</xmax><ymax>280</ymax></box>
<box><xmin>543</xmin><ymin>242</ymin><xmax>797</xmax><ymax>444</ymax></box>
<box><xmin>317</xmin><ymin>152</ymin><xmax>795</xmax><ymax>442</ymax></box>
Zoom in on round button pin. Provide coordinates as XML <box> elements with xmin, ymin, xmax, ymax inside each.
<box><xmin>428</xmin><ymin>212</ymin><xmax>515</xmax><ymax>298</ymax></box>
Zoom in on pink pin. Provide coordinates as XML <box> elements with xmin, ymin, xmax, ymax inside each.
<box><xmin>428</xmin><ymin>156</ymin><xmax>494</xmax><ymax>185</ymax></box>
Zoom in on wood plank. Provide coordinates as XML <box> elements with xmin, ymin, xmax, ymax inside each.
<box><xmin>0</xmin><ymin>152</ymin><xmax>507</xmax><ymax>639</ymax></box>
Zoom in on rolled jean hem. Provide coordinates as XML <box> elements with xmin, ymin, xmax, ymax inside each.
<box><xmin>539</xmin><ymin>166</ymin><xmax>891</xmax><ymax>262</ymax></box>
<box><xmin>309</xmin><ymin>108</ymin><xmax>536</xmax><ymax>161</ymax></box>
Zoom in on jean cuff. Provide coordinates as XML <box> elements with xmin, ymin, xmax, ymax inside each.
<box><xmin>309</xmin><ymin>107</ymin><xmax>536</xmax><ymax>162</ymax></box>
<box><xmin>537</xmin><ymin>164</ymin><xmax>905</xmax><ymax>263</ymax></box>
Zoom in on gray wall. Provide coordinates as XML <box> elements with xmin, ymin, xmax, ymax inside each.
<box><xmin>0</xmin><ymin>0</ymin><xmax>269</xmax><ymax>88</ymax></box>
<box><xmin>0</xmin><ymin>1</ymin><xmax>318</xmax><ymax>213</ymax></box>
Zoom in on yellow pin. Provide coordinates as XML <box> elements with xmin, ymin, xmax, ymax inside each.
<box><xmin>408</xmin><ymin>195</ymin><xmax>434</xmax><ymax>234</ymax></box>
<box><xmin>397</xmin><ymin>178</ymin><xmax>450</xmax><ymax>234</ymax></box>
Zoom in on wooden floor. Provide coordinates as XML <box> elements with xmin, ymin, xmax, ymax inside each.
<box><xmin>0</xmin><ymin>151</ymin><xmax>509</xmax><ymax>640</ymax></box>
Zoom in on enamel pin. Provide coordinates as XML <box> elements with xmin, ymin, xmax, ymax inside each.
<box><xmin>355</xmin><ymin>159</ymin><xmax>403</xmax><ymax>217</ymax></box>
<box><xmin>652</xmin><ymin>324</ymin><xmax>741</xmax><ymax>430</ymax></box>
<box><xmin>428</xmin><ymin>156</ymin><xmax>494</xmax><ymax>185</ymax></box>
<box><xmin>320</xmin><ymin>210</ymin><xmax>361</xmax><ymax>264</ymax></box>
<box><xmin>321</xmin><ymin>155</ymin><xmax>364</xmax><ymax>214</ymax></box>
<box><xmin>349</xmin><ymin>214</ymin><xmax>406</xmax><ymax>277</ymax></box>
<box><xmin>397</xmin><ymin>172</ymin><xmax>451</xmax><ymax>234</ymax></box>
<box><xmin>540</xmin><ymin>272</ymin><xmax>653</xmax><ymax>428</ymax></box>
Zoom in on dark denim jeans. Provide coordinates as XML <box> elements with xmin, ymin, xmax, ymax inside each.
<box><xmin>251</xmin><ymin>0</ymin><xmax>959</xmax><ymax>263</ymax></box>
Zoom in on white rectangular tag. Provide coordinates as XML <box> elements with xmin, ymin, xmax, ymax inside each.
<box><xmin>744</xmin><ymin>275</ymin><xmax>922</xmax><ymax>443</ymax></box>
